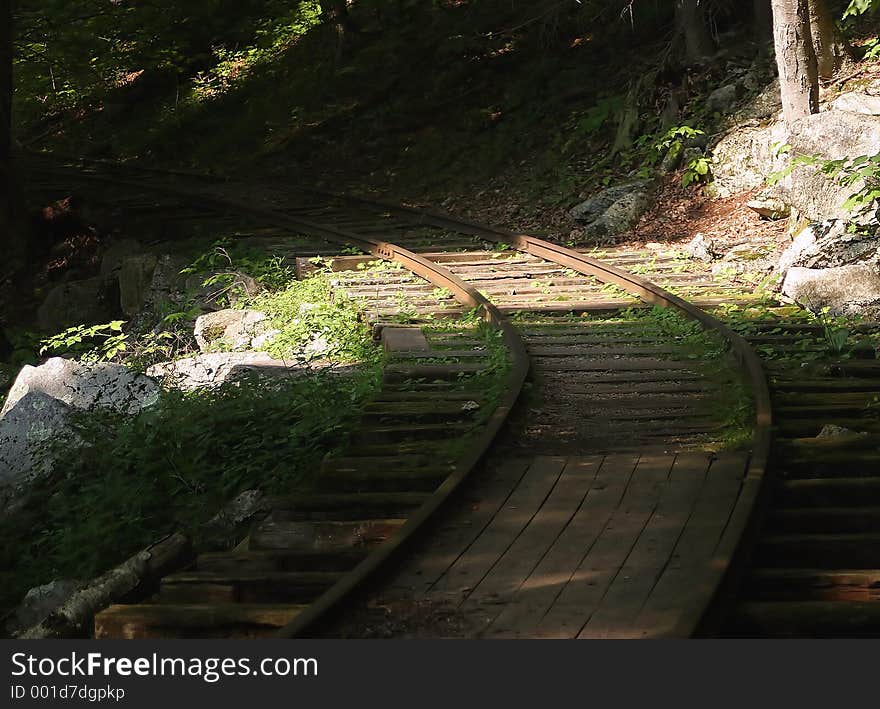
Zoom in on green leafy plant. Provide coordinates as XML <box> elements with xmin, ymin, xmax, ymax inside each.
<box><xmin>39</xmin><ymin>321</ymin><xmax>129</xmax><ymax>362</ymax></box>
<box><xmin>249</xmin><ymin>270</ymin><xmax>379</xmax><ymax>365</ymax></box>
<box><xmin>816</xmin><ymin>307</ymin><xmax>853</xmax><ymax>356</ymax></box>
<box><xmin>682</xmin><ymin>155</ymin><xmax>712</xmax><ymax>188</ymax></box>
<box><xmin>844</xmin><ymin>0</ymin><xmax>879</xmax><ymax>19</ymax></box>
<box><xmin>653</xmin><ymin>125</ymin><xmax>705</xmax><ymax>163</ymax></box>
<box><xmin>862</xmin><ymin>37</ymin><xmax>880</xmax><ymax>60</ymax></box>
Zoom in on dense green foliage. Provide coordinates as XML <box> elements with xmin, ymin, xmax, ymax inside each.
<box><xmin>252</xmin><ymin>266</ymin><xmax>379</xmax><ymax>364</ymax></box>
<box><xmin>0</xmin><ymin>364</ymin><xmax>381</xmax><ymax>617</ymax></box>
<box><xmin>0</xmin><ymin>246</ymin><xmax>384</xmax><ymax>620</ymax></box>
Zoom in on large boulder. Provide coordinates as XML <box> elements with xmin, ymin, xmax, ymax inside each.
<box><xmin>0</xmin><ymin>392</ymin><xmax>74</xmax><ymax>490</ymax></box>
<box><xmin>733</xmin><ymin>78</ymin><xmax>782</xmax><ymax>122</ymax></box>
<box><xmin>711</xmin><ymin>119</ymin><xmax>788</xmax><ymax>198</ymax></box>
<box><xmin>830</xmin><ymin>92</ymin><xmax>880</xmax><ymax>116</ymax></box>
<box><xmin>705</xmin><ymin>83</ymin><xmax>741</xmax><ymax>114</ymax></box>
<box><xmin>36</xmin><ymin>277</ymin><xmax>119</xmax><ymax>333</ymax></box>
<box><xmin>148</xmin><ymin>352</ymin><xmax>301</xmax><ymax>391</ymax></box>
<box><xmin>777</xmin><ymin>220</ymin><xmax>879</xmax><ymax>275</ymax></box>
<box><xmin>569</xmin><ymin>181</ymin><xmax>652</xmax><ymax>242</ymax></box>
<box><xmin>783</xmin><ymin>111</ymin><xmax>880</xmax><ymax>223</ymax></box>
<box><xmin>1</xmin><ymin>358</ymin><xmax>160</xmax><ymax>418</ymax></box>
<box><xmin>782</xmin><ymin>264</ymin><xmax>880</xmax><ymax>317</ymax></box>
<box><xmin>144</xmin><ymin>254</ymin><xmax>190</xmax><ymax>309</ymax></box>
<box><xmin>712</xmin><ymin>242</ymin><xmax>778</xmax><ymax>277</ymax></box>
<box><xmin>193</xmin><ymin>309</ymin><xmax>274</xmax><ymax>352</ymax></box>
<box><xmin>0</xmin><ymin>359</ymin><xmax>160</xmax><ymax>509</ymax></box>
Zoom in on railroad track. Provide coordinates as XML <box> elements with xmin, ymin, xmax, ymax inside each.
<box><xmin>15</xmin><ymin>155</ymin><xmax>793</xmax><ymax>638</ymax></box>
<box><xmin>724</xmin><ymin>317</ymin><xmax>880</xmax><ymax>637</ymax></box>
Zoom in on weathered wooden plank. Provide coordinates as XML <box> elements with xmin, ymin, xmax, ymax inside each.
<box><xmin>632</xmin><ymin>452</ymin><xmax>748</xmax><ymax>637</ymax></box>
<box><xmin>483</xmin><ymin>455</ymin><xmax>639</xmax><ymax>638</ymax></box>
<box><xmin>578</xmin><ymin>453</ymin><xmax>713</xmax><ymax>638</ymax></box>
<box><xmin>428</xmin><ymin>457</ymin><xmax>568</xmax><ymax>602</ymax></box>
<box><xmin>533</xmin><ymin>454</ymin><xmax>676</xmax><ymax>639</ymax></box>
<box><xmin>248</xmin><ymin>518</ymin><xmax>406</xmax><ymax>552</ymax></box>
<box><xmin>94</xmin><ymin>604</ymin><xmax>306</xmax><ymax>639</ymax></box>
<box><xmin>461</xmin><ymin>457</ymin><xmax>604</xmax><ymax>624</ymax></box>
<box><xmin>382</xmin><ymin>460</ymin><xmax>531</xmax><ymax>599</ymax></box>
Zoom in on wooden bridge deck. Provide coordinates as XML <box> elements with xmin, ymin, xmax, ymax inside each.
<box><xmin>342</xmin><ymin>451</ymin><xmax>750</xmax><ymax>639</ymax></box>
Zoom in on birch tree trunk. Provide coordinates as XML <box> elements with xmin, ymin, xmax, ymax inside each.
<box><xmin>772</xmin><ymin>0</ymin><xmax>819</xmax><ymax>124</ymax></box>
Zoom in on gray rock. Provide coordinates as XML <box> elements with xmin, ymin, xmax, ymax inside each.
<box><xmin>37</xmin><ymin>277</ymin><xmax>118</xmax><ymax>333</ymax></box>
<box><xmin>830</xmin><ymin>92</ymin><xmax>880</xmax><ymax>116</ymax></box>
<box><xmin>711</xmin><ymin>119</ymin><xmax>788</xmax><ymax>198</ymax></box>
<box><xmin>712</xmin><ymin>242</ymin><xmax>778</xmax><ymax>276</ymax></box>
<box><xmin>782</xmin><ymin>264</ymin><xmax>880</xmax><ymax>316</ymax></box>
<box><xmin>784</xmin><ymin>111</ymin><xmax>880</xmax><ymax>223</ymax></box>
<box><xmin>0</xmin><ymin>392</ymin><xmax>80</xmax><ymax>517</ymax></box>
<box><xmin>570</xmin><ymin>181</ymin><xmax>652</xmax><ymax>242</ymax></box>
<box><xmin>746</xmin><ymin>194</ymin><xmax>790</xmax><ymax>219</ymax></box>
<box><xmin>777</xmin><ymin>221</ymin><xmax>879</xmax><ymax>275</ymax></box>
<box><xmin>251</xmin><ymin>329</ymin><xmax>281</xmax><ymax>350</ymax></box>
<box><xmin>777</xmin><ymin>227</ymin><xmax>819</xmax><ymax>276</ymax></box>
<box><xmin>1</xmin><ymin>358</ymin><xmax>160</xmax><ymax>418</ymax></box>
<box><xmin>734</xmin><ymin>78</ymin><xmax>782</xmax><ymax>122</ymax></box>
<box><xmin>193</xmin><ymin>309</ymin><xmax>271</xmax><ymax>352</ymax></box>
<box><xmin>118</xmin><ymin>254</ymin><xmax>158</xmax><ymax>317</ymax></box>
<box><xmin>686</xmin><ymin>234</ymin><xmax>719</xmax><ymax>262</ymax></box>
<box><xmin>145</xmin><ymin>254</ymin><xmax>190</xmax><ymax>308</ymax></box>
<box><xmin>706</xmin><ymin>84</ymin><xmax>740</xmax><ymax>114</ymax></box>
<box><xmin>0</xmin><ymin>392</ymin><xmax>73</xmax><ymax>490</ymax></box>
<box><xmin>148</xmin><ymin>352</ymin><xmax>304</xmax><ymax>391</ymax></box>
<box><xmin>4</xmin><ymin>580</ymin><xmax>82</xmax><ymax>636</ymax></box>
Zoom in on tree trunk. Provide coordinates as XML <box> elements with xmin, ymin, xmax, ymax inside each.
<box><xmin>772</xmin><ymin>0</ymin><xmax>819</xmax><ymax>125</ymax></box>
<box><xmin>808</xmin><ymin>0</ymin><xmax>841</xmax><ymax>80</ymax></box>
<box><xmin>676</xmin><ymin>0</ymin><xmax>715</xmax><ymax>65</ymax></box>
<box><xmin>17</xmin><ymin>533</ymin><xmax>191</xmax><ymax>639</ymax></box>
<box><xmin>0</xmin><ymin>0</ymin><xmax>12</xmax><ymax>256</ymax></box>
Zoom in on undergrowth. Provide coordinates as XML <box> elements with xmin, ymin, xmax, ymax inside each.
<box><xmin>0</xmin><ymin>364</ymin><xmax>381</xmax><ymax>620</ymax></box>
<box><xmin>0</xmin><ymin>246</ymin><xmax>385</xmax><ymax>622</ymax></box>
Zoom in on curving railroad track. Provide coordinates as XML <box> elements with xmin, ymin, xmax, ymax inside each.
<box><xmin>18</xmin><ymin>154</ymin><xmax>876</xmax><ymax>639</ymax></box>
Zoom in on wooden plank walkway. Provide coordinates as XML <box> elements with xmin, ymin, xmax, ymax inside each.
<box><xmin>370</xmin><ymin>451</ymin><xmax>750</xmax><ymax>638</ymax></box>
